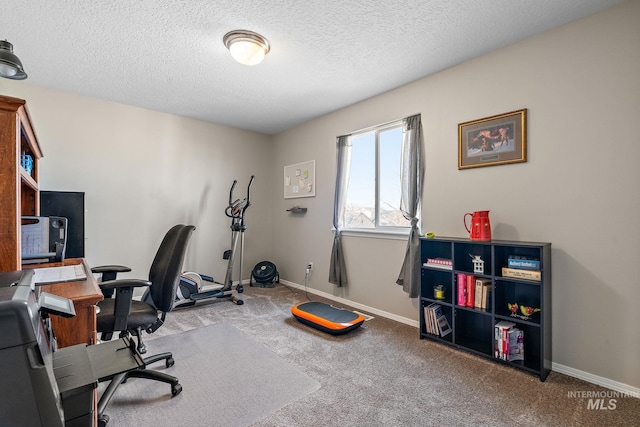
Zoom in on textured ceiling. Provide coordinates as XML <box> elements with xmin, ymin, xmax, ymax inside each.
<box><xmin>1</xmin><ymin>0</ymin><xmax>624</xmax><ymax>135</ymax></box>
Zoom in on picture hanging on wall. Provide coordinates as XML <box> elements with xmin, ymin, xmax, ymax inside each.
<box><xmin>284</xmin><ymin>160</ymin><xmax>315</xmax><ymax>199</ymax></box>
<box><xmin>458</xmin><ymin>108</ymin><xmax>527</xmax><ymax>170</ymax></box>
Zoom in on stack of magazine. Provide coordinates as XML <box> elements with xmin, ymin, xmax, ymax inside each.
<box><xmin>424</xmin><ymin>303</ymin><xmax>452</xmax><ymax>337</ymax></box>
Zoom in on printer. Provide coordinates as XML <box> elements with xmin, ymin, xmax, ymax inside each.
<box><xmin>0</xmin><ymin>270</ymin><xmax>144</xmax><ymax>427</ymax></box>
<box><xmin>0</xmin><ymin>269</ymin><xmax>69</xmax><ymax>426</ymax></box>
<box><xmin>21</xmin><ymin>216</ymin><xmax>68</xmax><ymax>264</ymax></box>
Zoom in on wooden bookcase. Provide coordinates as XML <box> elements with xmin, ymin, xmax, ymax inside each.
<box><xmin>0</xmin><ymin>95</ymin><xmax>43</xmax><ymax>272</ymax></box>
<box><xmin>420</xmin><ymin>236</ymin><xmax>552</xmax><ymax>381</ymax></box>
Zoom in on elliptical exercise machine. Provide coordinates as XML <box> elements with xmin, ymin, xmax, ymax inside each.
<box><xmin>174</xmin><ymin>176</ymin><xmax>254</xmax><ymax>307</ymax></box>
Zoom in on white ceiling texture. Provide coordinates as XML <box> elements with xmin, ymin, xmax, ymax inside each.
<box><xmin>1</xmin><ymin>0</ymin><xmax>625</xmax><ymax>135</ymax></box>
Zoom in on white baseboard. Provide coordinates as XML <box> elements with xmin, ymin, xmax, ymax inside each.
<box><xmin>552</xmin><ymin>363</ymin><xmax>640</xmax><ymax>398</ymax></box>
<box><xmin>278</xmin><ymin>279</ymin><xmax>639</xmax><ymax>398</ymax></box>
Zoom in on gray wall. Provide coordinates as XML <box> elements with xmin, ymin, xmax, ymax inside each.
<box><xmin>270</xmin><ymin>1</ymin><xmax>640</xmax><ymax>391</ymax></box>
<box><xmin>0</xmin><ymin>83</ymin><xmax>274</xmax><ymax>284</ymax></box>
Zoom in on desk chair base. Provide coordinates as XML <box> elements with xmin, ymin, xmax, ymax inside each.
<box><xmin>97</xmin><ymin>352</ymin><xmax>181</xmax><ymax>427</ymax></box>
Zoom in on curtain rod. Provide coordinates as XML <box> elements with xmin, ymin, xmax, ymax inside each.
<box><xmin>338</xmin><ymin>113</ymin><xmax>420</xmax><ymax>138</ymax></box>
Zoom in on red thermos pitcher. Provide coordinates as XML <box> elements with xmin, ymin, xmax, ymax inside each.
<box><xmin>464</xmin><ymin>211</ymin><xmax>492</xmax><ymax>241</ymax></box>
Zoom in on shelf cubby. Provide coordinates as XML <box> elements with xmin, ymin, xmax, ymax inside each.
<box><xmin>454</xmin><ymin>309</ymin><xmax>493</xmax><ymax>356</ymax></box>
<box><xmin>421</xmin><ymin>268</ymin><xmax>454</xmax><ymax>305</ymax></box>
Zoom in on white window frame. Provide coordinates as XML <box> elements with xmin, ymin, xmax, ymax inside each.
<box><xmin>342</xmin><ymin>119</ymin><xmax>410</xmax><ymax>238</ymax></box>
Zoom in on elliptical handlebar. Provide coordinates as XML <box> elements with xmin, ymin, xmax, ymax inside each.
<box><xmin>228</xmin><ymin>180</ymin><xmax>237</xmax><ymax>206</ymax></box>
<box><xmin>225</xmin><ymin>175</ymin><xmax>255</xmax><ymax>219</ymax></box>
<box><xmin>246</xmin><ymin>175</ymin><xmax>255</xmax><ymax>208</ymax></box>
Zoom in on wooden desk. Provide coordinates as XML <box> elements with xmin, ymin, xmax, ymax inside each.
<box><xmin>32</xmin><ymin>258</ymin><xmax>104</xmax><ymax>347</ymax></box>
<box><xmin>27</xmin><ymin>258</ymin><xmax>103</xmax><ymax>426</ymax></box>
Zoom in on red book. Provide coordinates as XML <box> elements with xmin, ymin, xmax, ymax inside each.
<box><xmin>456</xmin><ymin>273</ymin><xmax>466</xmax><ymax>306</ymax></box>
<box><xmin>465</xmin><ymin>275</ymin><xmax>476</xmax><ymax>307</ymax></box>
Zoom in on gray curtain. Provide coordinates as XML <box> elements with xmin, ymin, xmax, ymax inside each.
<box><xmin>396</xmin><ymin>114</ymin><xmax>424</xmax><ymax>298</ymax></box>
<box><xmin>329</xmin><ymin>135</ymin><xmax>351</xmax><ymax>287</ymax></box>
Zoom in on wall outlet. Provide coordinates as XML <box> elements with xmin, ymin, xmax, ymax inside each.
<box><xmin>307</xmin><ymin>262</ymin><xmax>313</xmax><ymax>271</ymax></box>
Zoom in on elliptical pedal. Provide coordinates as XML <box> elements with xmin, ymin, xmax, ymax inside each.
<box><xmin>189</xmin><ymin>289</ymin><xmax>224</xmax><ymax>301</ymax></box>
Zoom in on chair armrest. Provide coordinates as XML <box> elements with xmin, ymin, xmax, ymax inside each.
<box><xmin>92</xmin><ymin>265</ymin><xmax>132</xmax><ymax>273</ymax></box>
<box><xmin>92</xmin><ymin>266</ymin><xmax>134</xmax><ymax>299</ymax></box>
<box><xmin>92</xmin><ymin>264</ymin><xmax>132</xmax><ymax>276</ymax></box>
<box><xmin>99</xmin><ymin>279</ymin><xmax>152</xmax><ymax>291</ymax></box>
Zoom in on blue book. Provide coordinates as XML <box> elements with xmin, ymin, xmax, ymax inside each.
<box><xmin>507</xmin><ymin>258</ymin><xmax>540</xmax><ymax>270</ymax></box>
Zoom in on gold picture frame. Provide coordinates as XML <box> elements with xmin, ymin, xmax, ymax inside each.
<box><xmin>458</xmin><ymin>109</ymin><xmax>527</xmax><ymax>169</ymax></box>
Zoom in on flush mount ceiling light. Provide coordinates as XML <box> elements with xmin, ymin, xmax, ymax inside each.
<box><xmin>223</xmin><ymin>30</ymin><xmax>270</xmax><ymax>66</ymax></box>
<box><xmin>0</xmin><ymin>40</ymin><xmax>27</xmax><ymax>80</ymax></box>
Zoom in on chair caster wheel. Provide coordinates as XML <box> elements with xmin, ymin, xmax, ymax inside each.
<box><xmin>172</xmin><ymin>383</ymin><xmax>183</xmax><ymax>396</ymax></box>
<box><xmin>98</xmin><ymin>414</ymin><xmax>109</xmax><ymax>427</ymax></box>
<box><xmin>236</xmin><ymin>299</ymin><xmax>244</xmax><ymax>305</ymax></box>
<box><xmin>237</xmin><ymin>285</ymin><xmax>244</xmax><ymax>293</ymax></box>
<box><xmin>166</xmin><ymin>357</ymin><xmax>175</xmax><ymax>368</ymax></box>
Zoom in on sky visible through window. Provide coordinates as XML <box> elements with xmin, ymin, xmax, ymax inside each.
<box><xmin>345</xmin><ymin>126</ymin><xmax>409</xmax><ymax>228</ymax></box>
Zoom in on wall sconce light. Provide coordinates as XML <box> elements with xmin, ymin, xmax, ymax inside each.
<box><xmin>0</xmin><ymin>40</ymin><xmax>27</xmax><ymax>80</ymax></box>
<box><xmin>223</xmin><ymin>30</ymin><xmax>270</xmax><ymax>66</ymax></box>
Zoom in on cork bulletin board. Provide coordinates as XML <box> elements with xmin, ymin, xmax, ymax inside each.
<box><xmin>284</xmin><ymin>160</ymin><xmax>315</xmax><ymax>199</ymax></box>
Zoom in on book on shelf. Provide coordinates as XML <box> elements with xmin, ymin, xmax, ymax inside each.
<box><xmin>474</xmin><ymin>279</ymin><xmax>483</xmax><ymax>309</ymax></box>
<box><xmin>423</xmin><ymin>304</ymin><xmax>433</xmax><ymax>334</ymax></box>
<box><xmin>494</xmin><ymin>320</ymin><xmax>516</xmax><ymax>360</ymax></box>
<box><xmin>424</xmin><ymin>303</ymin><xmax>450</xmax><ymax>337</ymax></box>
<box><xmin>494</xmin><ymin>322</ymin><xmax>524</xmax><ymax>362</ymax></box>
<box><xmin>507</xmin><ymin>257</ymin><xmax>540</xmax><ymax>270</ymax></box>
<box><xmin>502</xmin><ymin>267</ymin><xmax>541</xmax><ymax>281</ymax></box>
<box><xmin>424</xmin><ymin>257</ymin><xmax>453</xmax><ymax>270</ymax></box>
<box><xmin>437</xmin><ymin>314</ymin><xmax>452</xmax><ymax>337</ymax></box>
<box><xmin>431</xmin><ymin>305</ymin><xmax>442</xmax><ymax>336</ymax></box>
<box><xmin>508</xmin><ymin>328</ymin><xmax>524</xmax><ymax>361</ymax></box>
<box><xmin>456</xmin><ymin>273</ymin><xmax>466</xmax><ymax>306</ymax></box>
<box><xmin>465</xmin><ymin>274</ymin><xmax>475</xmax><ymax>307</ymax></box>
<box><xmin>480</xmin><ymin>283</ymin><xmax>492</xmax><ymax>310</ymax></box>
<box><xmin>474</xmin><ymin>278</ymin><xmax>492</xmax><ymax>309</ymax></box>
<box><xmin>428</xmin><ymin>304</ymin><xmax>438</xmax><ymax>335</ymax></box>
<box><xmin>424</xmin><ymin>303</ymin><xmax>439</xmax><ymax>335</ymax></box>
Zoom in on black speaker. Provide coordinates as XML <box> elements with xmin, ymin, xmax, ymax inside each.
<box><xmin>40</xmin><ymin>191</ymin><xmax>85</xmax><ymax>259</ymax></box>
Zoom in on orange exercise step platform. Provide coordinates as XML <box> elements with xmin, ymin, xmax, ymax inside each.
<box><xmin>291</xmin><ymin>301</ymin><xmax>365</xmax><ymax>335</ymax></box>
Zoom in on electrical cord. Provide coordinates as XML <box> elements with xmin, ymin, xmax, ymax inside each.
<box><xmin>302</xmin><ymin>267</ymin><xmax>312</xmax><ymax>301</ymax></box>
<box><xmin>282</xmin><ymin>266</ymin><xmax>313</xmax><ymax>301</ymax></box>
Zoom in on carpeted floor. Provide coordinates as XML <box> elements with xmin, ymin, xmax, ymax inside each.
<box><xmin>101</xmin><ymin>323</ymin><xmax>319</xmax><ymax>426</ymax></box>
<box><xmin>106</xmin><ymin>283</ymin><xmax>640</xmax><ymax>426</ymax></box>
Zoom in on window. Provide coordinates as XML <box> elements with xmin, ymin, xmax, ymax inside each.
<box><xmin>344</xmin><ymin>121</ymin><xmax>411</xmax><ymax>231</ymax></box>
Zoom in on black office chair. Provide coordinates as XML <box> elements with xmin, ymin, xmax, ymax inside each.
<box><xmin>93</xmin><ymin>224</ymin><xmax>195</xmax><ymax>427</ymax></box>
